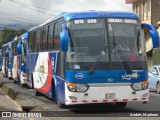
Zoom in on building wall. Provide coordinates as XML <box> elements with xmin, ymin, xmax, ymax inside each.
<box><xmin>126</xmin><ymin>0</ymin><xmax>160</xmax><ymax>67</ymax></box>
<box><xmin>132</xmin><ymin>0</ymin><xmax>151</xmax><ymax>23</ymax></box>
<box><xmin>151</xmin><ymin>0</ymin><xmax>160</xmax><ymax>28</ymax></box>
<box><xmin>131</xmin><ymin>0</ymin><xmax>160</xmax><ymax>27</ymax></box>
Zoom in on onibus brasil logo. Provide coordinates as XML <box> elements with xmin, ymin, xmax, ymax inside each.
<box><xmin>122</xmin><ymin>71</ymin><xmax>139</xmax><ymax>80</ymax></box>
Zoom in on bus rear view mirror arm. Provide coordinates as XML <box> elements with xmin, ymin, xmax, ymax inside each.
<box><xmin>60</xmin><ymin>24</ymin><xmax>69</xmax><ymax>52</ymax></box>
<box><xmin>5</xmin><ymin>48</ymin><xmax>9</xmax><ymax>57</ymax></box>
<box><xmin>17</xmin><ymin>41</ymin><xmax>22</xmax><ymax>54</ymax></box>
<box><xmin>142</xmin><ymin>23</ymin><xmax>159</xmax><ymax>48</ymax></box>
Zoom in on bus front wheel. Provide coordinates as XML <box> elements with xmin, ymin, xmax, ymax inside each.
<box><xmin>115</xmin><ymin>102</ymin><xmax>127</xmax><ymax>107</ymax></box>
<box><xmin>34</xmin><ymin>90</ymin><xmax>41</xmax><ymax>96</ymax></box>
<box><xmin>58</xmin><ymin>101</ymin><xmax>66</xmax><ymax>109</ymax></box>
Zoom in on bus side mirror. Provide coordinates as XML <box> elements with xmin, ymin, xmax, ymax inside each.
<box><xmin>17</xmin><ymin>41</ymin><xmax>22</xmax><ymax>54</ymax></box>
<box><xmin>142</xmin><ymin>23</ymin><xmax>159</xmax><ymax>48</ymax></box>
<box><xmin>60</xmin><ymin>24</ymin><xmax>69</xmax><ymax>52</ymax></box>
<box><xmin>5</xmin><ymin>49</ymin><xmax>9</xmax><ymax>57</ymax></box>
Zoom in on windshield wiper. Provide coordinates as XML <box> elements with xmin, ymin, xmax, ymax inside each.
<box><xmin>89</xmin><ymin>43</ymin><xmax>109</xmax><ymax>75</ymax></box>
<box><xmin>112</xmin><ymin>32</ymin><xmax>131</xmax><ymax>74</ymax></box>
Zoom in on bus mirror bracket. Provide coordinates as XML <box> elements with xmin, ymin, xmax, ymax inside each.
<box><xmin>5</xmin><ymin>48</ymin><xmax>9</xmax><ymax>57</ymax></box>
<box><xmin>60</xmin><ymin>24</ymin><xmax>69</xmax><ymax>52</ymax></box>
<box><xmin>17</xmin><ymin>41</ymin><xmax>22</xmax><ymax>54</ymax></box>
<box><xmin>142</xmin><ymin>23</ymin><xmax>159</xmax><ymax>48</ymax></box>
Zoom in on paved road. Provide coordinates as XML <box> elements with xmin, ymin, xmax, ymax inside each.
<box><xmin>0</xmin><ymin>73</ymin><xmax>160</xmax><ymax>120</ymax></box>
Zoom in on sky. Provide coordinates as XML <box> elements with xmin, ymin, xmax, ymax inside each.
<box><xmin>0</xmin><ymin>0</ymin><xmax>132</xmax><ymax>27</ymax></box>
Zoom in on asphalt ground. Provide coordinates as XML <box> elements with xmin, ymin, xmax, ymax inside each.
<box><xmin>0</xmin><ymin>72</ymin><xmax>160</xmax><ymax>120</ymax></box>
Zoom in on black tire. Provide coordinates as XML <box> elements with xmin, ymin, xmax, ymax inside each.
<box><xmin>34</xmin><ymin>90</ymin><xmax>41</xmax><ymax>96</ymax></box>
<box><xmin>52</xmin><ymin>79</ymin><xmax>56</xmax><ymax>103</ymax></box>
<box><xmin>21</xmin><ymin>84</ymin><xmax>27</xmax><ymax>87</ymax></box>
<box><xmin>58</xmin><ymin>101</ymin><xmax>66</xmax><ymax>109</ymax></box>
<box><xmin>13</xmin><ymin>80</ymin><xmax>17</xmax><ymax>83</ymax></box>
<box><xmin>156</xmin><ymin>82</ymin><xmax>160</xmax><ymax>94</ymax></box>
<box><xmin>31</xmin><ymin>74</ymin><xmax>34</xmax><ymax>89</ymax></box>
<box><xmin>9</xmin><ymin>77</ymin><xmax>12</xmax><ymax>80</ymax></box>
<box><xmin>115</xmin><ymin>102</ymin><xmax>127</xmax><ymax>107</ymax></box>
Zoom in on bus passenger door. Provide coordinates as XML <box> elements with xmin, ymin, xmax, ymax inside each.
<box><xmin>38</xmin><ymin>52</ymin><xmax>52</xmax><ymax>97</ymax></box>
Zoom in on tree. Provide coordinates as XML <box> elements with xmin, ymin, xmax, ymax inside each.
<box><xmin>0</xmin><ymin>28</ymin><xmax>27</xmax><ymax>49</ymax></box>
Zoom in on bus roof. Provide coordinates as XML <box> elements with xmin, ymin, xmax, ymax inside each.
<box><xmin>20</xmin><ymin>32</ymin><xmax>28</xmax><ymax>40</ymax></box>
<box><xmin>30</xmin><ymin>11</ymin><xmax>140</xmax><ymax>31</ymax></box>
<box><xmin>57</xmin><ymin>11</ymin><xmax>140</xmax><ymax>21</ymax></box>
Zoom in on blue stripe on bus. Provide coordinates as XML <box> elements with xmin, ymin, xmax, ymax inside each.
<box><xmin>65</xmin><ymin>70</ymin><xmax>148</xmax><ymax>84</ymax></box>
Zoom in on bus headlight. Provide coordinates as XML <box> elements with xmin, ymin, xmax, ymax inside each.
<box><xmin>131</xmin><ymin>80</ymin><xmax>148</xmax><ymax>91</ymax></box>
<box><xmin>67</xmin><ymin>82</ymin><xmax>89</xmax><ymax>92</ymax></box>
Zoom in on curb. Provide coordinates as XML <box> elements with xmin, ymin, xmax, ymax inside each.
<box><xmin>0</xmin><ymin>81</ymin><xmax>36</xmax><ymax>111</ymax></box>
<box><xmin>1</xmin><ymin>83</ymin><xmax>17</xmax><ymax>100</ymax></box>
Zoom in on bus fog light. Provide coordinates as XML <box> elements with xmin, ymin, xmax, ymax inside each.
<box><xmin>69</xmin><ymin>96</ymin><xmax>77</xmax><ymax>100</ymax></box>
<box><xmin>142</xmin><ymin>93</ymin><xmax>148</xmax><ymax>97</ymax></box>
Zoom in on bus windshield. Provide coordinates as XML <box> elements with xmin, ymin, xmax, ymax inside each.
<box><xmin>108</xmin><ymin>19</ymin><xmax>146</xmax><ymax>62</ymax></box>
<box><xmin>66</xmin><ymin>18</ymin><xmax>147</xmax><ymax>70</ymax></box>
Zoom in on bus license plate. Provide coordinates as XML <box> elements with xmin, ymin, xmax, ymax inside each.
<box><xmin>105</xmin><ymin>93</ymin><xmax>116</xmax><ymax>99</ymax></box>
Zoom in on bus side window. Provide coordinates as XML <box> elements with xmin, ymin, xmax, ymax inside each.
<box><xmin>36</xmin><ymin>29</ymin><xmax>41</xmax><ymax>52</ymax></box>
<box><xmin>34</xmin><ymin>31</ymin><xmax>38</xmax><ymax>52</ymax></box>
<box><xmin>32</xmin><ymin>32</ymin><xmax>35</xmax><ymax>52</ymax></box>
<box><xmin>42</xmin><ymin>27</ymin><xmax>48</xmax><ymax>51</ymax></box>
<box><xmin>48</xmin><ymin>24</ymin><xmax>54</xmax><ymax>50</ymax></box>
<box><xmin>54</xmin><ymin>22</ymin><xmax>59</xmax><ymax>50</ymax></box>
<box><xmin>56</xmin><ymin>19</ymin><xmax>65</xmax><ymax>78</ymax></box>
<box><xmin>28</xmin><ymin>32</ymin><xmax>33</xmax><ymax>52</ymax></box>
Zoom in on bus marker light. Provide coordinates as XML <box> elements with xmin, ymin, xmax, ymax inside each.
<box><xmin>123</xmin><ymin>99</ymin><xmax>128</xmax><ymax>102</ymax></box>
<box><xmin>113</xmin><ymin>100</ymin><xmax>118</xmax><ymax>102</ymax></box>
<box><xmin>82</xmin><ymin>100</ymin><xmax>88</xmax><ymax>102</ymax></box>
<box><xmin>67</xmin><ymin>82</ymin><xmax>76</xmax><ymax>87</ymax></box>
<box><xmin>142</xmin><ymin>98</ymin><xmax>146</xmax><ymax>100</ymax></box>
<box><xmin>72</xmin><ymin>100</ymin><xmax>77</xmax><ymax>102</ymax></box>
<box><xmin>102</xmin><ymin>100</ymin><xmax>108</xmax><ymax>102</ymax></box>
<box><xmin>132</xmin><ymin>98</ymin><xmax>137</xmax><ymax>101</ymax></box>
<box><xmin>92</xmin><ymin>100</ymin><xmax>98</xmax><ymax>102</ymax></box>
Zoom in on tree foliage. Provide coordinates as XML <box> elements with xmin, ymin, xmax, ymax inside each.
<box><xmin>0</xmin><ymin>28</ymin><xmax>27</xmax><ymax>49</ymax></box>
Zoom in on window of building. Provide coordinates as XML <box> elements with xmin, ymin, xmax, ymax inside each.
<box><xmin>139</xmin><ymin>3</ymin><xmax>143</xmax><ymax>20</ymax></box>
<box><xmin>147</xmin><ymin>0</ymin><xmax>151</xmax><ymax>19</ymax></box>
<box><xmin>143</xmin><ymin>1</ymin><xmax>147</xmax><ymax>20</ymax></box>
<box><xmin>136</xmin><ymin>4</ymin><xmax>138</xmax><ymax>15</ymax></box>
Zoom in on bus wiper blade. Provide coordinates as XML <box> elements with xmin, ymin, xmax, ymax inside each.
<box><xmin>89</xmin><ymin>43</ymin><xmax>109</xmax><ymax>75</ymax></box>
<box><xmin>112</xmin><ymin>33</ymin><xmax>131</xmax><ymax>74</ymax></box>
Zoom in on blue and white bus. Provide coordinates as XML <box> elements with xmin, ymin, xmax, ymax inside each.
<box><xmin>11</xmin><ymin>39</ymin><xmax>19</xmax><ymax>81</ymax></box>
<box><xmin>1</xmin><ymin>42</ymin><xmax>12</xmax><ymax>78</ymax></box>
<box><xmin>27</xmin><ymin>11</ymin><xmax>159</xmax><ymax>108</ymax></box>
<box><xmin>12</xmin><ymin>32</ymin><xmax>28</xmax><ymax>86</ymax></box>
<box><xmin>0</xmin><ymin>49</ymin><xmax>2</xmax><ymax>71</ymax></box>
